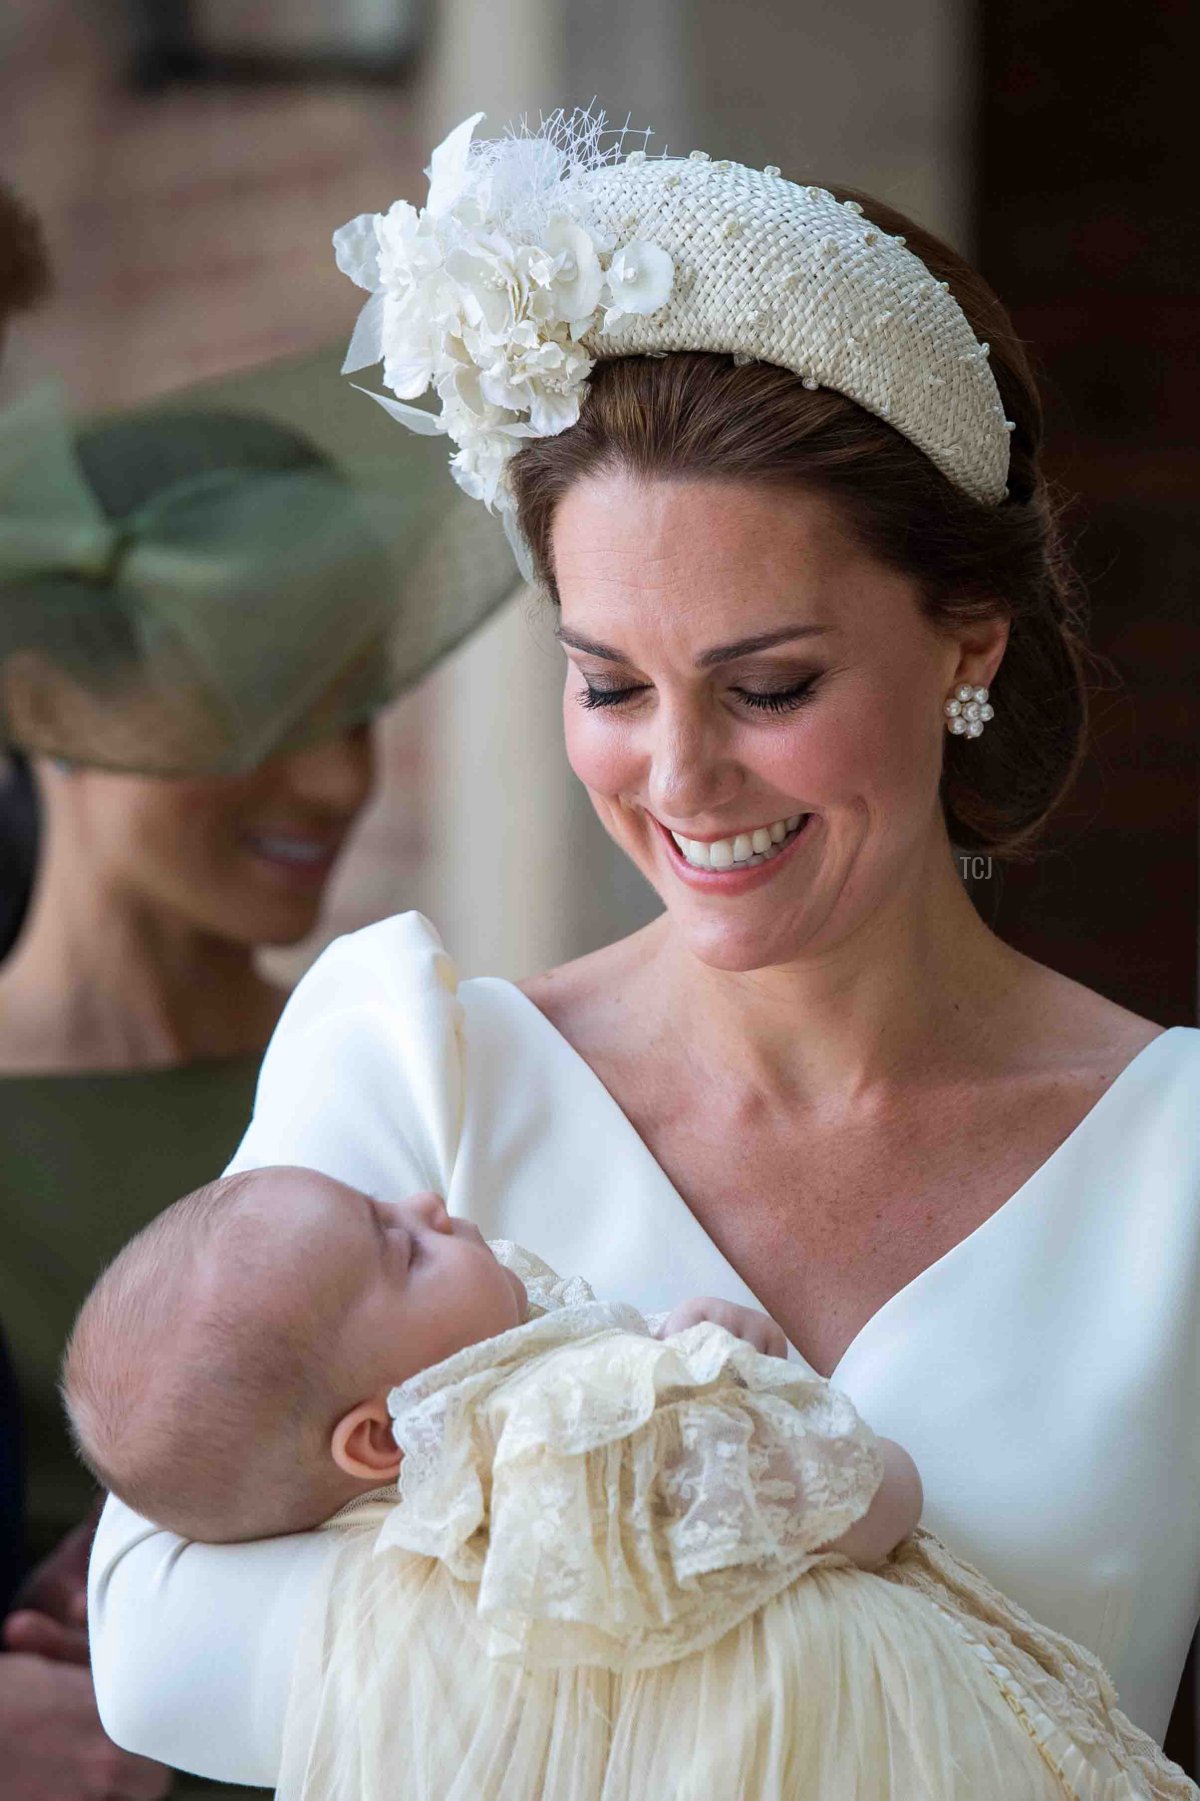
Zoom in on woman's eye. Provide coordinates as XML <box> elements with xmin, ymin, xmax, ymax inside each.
<box><xmin>576</xmin><ymin>676</ymin><xmax>820</xmax><ymax>714</ymax></box>
<box><xmin>577</xmin><ymin>683</ymin><xmax>647</xmax><ymax>710</ymax></box>
<box><xmin>734</xmin><ymin>678</ymin><xmax>819</xmax><ymax>714</ymax></box>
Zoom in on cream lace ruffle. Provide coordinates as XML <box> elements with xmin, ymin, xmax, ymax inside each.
<box><xmin>379</xmin><ymin>1243</ymin><xmax>885</xmax><ymax>1670</ymax></box>
<box><xmin>877</xmin><ymin>1529</ymin><xmax>1197</xmax><ymax>1800</ymax></box>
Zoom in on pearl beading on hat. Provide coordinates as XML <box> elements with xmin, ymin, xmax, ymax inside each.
<box><xmin>575</xmin><ymin>158</ymin><xmax>1011</xmax><ymax>507</ymax></box>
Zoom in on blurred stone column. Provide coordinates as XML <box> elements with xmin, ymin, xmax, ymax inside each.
<box><xmin>409</xmin><ymin>0</ymin><xmax>670</xmax><ymax>980</ymax></box>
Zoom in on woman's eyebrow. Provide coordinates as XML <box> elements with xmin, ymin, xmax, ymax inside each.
<box><xmin>695</xmin><ymin>625</ymin><xmax>836</xmax><ymax>666</ymax></box>
<box><xmin>554</xmin><ymin>623</ymin><xmax>835</xmax><ymax>666</ymax></box>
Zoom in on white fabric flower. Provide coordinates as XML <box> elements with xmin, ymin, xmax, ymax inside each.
<box><xmin>533</xmin><ymin>216</ymin><xmax>604</xmax><ymax>325</ymax></box>
<box><xmin>425</xmin><ymin>110</ymin><xmax>485</xmax><ymax>216</ymax></box>
<box><xmin>601</xmin><ymin>241</ymin><xmax>675</xmax><ymax>331</ymax></box>
<box><xmin>332</xmin><ymin>113</ymin><xmax>674</xmax><ymax>540</ymax></box>
<box><xmin>332</xmin><ymin>213</ymin><xmax>382</xmax><ymax>291</ymax></box>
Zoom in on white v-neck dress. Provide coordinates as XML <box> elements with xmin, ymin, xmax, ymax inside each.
<box><xmin>89</xmin><ymin>912</ymin><xmax>1200</xmax><ymax>1787</ymax></box>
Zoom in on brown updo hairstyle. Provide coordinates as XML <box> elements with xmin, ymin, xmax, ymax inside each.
<box><xmin>509</xmin><ymin>186</ymin><xmax>1094</xmax><ymax>861</ymax></box>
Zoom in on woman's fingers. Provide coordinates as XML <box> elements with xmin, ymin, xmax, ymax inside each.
<box><xmin>2</xmin><ymin>1608</ymin><xmax>90</xmax><ymax>1666</ymax></box>
<box><xmin>658</xmin><ymin>1297</ymin><xmax>790</xmax><ymax>1357</ymax></box>
<box><xmin>12</xmin><ymin>1508</ymin><xmax>98</xmax><ymax>1626</ymax></box>
<box><xmin>0</xmin><ymin>1654</ymin><xmax>172</xmax><ymax>1798</ymax></box>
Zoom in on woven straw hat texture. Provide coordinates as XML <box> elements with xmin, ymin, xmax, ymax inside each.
<box><xmin>577</xmin><ymin>157</ymin><xmax>1011</xmax><ymax>506</ymax></box>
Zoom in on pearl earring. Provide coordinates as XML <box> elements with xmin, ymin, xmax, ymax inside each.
<box><xmin>944</xmin><ymin>683</ymin><xmax>994</xmax><ymax>738</ymax></box>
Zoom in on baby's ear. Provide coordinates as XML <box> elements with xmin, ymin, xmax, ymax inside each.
<box><xmin>330</xmin><ymin>1399</ymin><xmax>403</xmax><ymax>1482</ymax></box>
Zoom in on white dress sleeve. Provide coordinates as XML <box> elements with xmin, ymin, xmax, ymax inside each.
<box><xmin>89</xmin><ymin>913</ymin><xmax>466</xmax><ymax>1783</ymax></box>
<box><xmin>228</xmin><ymin>910</ymin><xmax>466</xmax><ymax>1195</ymax></box>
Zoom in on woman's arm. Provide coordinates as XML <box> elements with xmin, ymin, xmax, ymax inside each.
<box><xmin>89</xmin><ymin>914</ymin><xmax>466</xmax><ymax>1781</ymax></box>
<box><xmin>90</xmin><ymin>1495</ymin><xmax>339</xmax><ymax>1784</ymax></box>
<box><xmin>816</xmin><ymin>1437</ymin><xmax>923</xmax><ymax>1569</ymax></box>
<box><xmin>227</xmin><ymin>912</ymin><xmax>465</xmax><ymax>1194</ymax></box>
<box><xmin>655</xmin><ymin>1302</ymin><xmax>922</xmax><ymax>1570</ymax></box>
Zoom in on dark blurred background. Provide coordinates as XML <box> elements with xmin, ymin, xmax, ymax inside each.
<box><xmin>978</xmin><ymin>0</ymin><xmax>1198</xmax><ymax>1031</ymax></box>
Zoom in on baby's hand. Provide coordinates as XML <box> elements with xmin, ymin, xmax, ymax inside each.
<box><xmin>654</xmin><ymin>1297</ymin><xmax>789</xmax><ymax>1359</ymax></box>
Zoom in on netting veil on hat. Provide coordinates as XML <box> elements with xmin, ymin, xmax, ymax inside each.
<box><xmin>0</xmin><ymin>363</ymin><xmax>517</xmax><ymax>776</ymax></box>
<box><xmin>334</xmin><ymin>109</ymin><xmax>1013</xmax><ymax>577</ymax></box>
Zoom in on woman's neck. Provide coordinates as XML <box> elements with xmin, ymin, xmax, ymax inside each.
<box><xmin>0</xmin><ymin>837</ymin><xmax>285</xmax><ymax>1076</ymax></box>
<box><xmin>647</xmin><ymin>834</ymin><xmax>1030</xmax><ymax>1110</ymax></box>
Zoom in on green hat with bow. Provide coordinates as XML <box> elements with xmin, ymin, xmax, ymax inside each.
<box><xmin>0</xmin><ymin>347</ymin><xmax>519</xmax><ymax>776</ymax></box>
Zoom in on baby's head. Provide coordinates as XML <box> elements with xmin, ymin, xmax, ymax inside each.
<box><xmin>63</xmin><ymin>1167</ymin><xmax>527</xmax><ymax>1542</ymax></box>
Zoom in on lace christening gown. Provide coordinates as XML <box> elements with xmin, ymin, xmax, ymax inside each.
<box><xmin>276</xmin><ymin>1246</ymin><xmax>1195</xmax><ymax>1801</ymax></box>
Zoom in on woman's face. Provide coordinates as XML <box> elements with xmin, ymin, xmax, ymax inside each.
<box><xmin>553</xmin><ymin>472</ymin><xmax>1007</xmax><ymax>973</ymax></box>
<box><xmin>62</xmin><ymin>724</ymin><xmax>375</xmax><ymax>948</ymax></box>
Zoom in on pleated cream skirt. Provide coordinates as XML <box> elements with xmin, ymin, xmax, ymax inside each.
<box><xmin>278</xmin><ymin>1547</ymin><xmax>1120</xmax><ymax>1801</ymax></box>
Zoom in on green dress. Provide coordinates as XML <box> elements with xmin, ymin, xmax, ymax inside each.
<box><xmin>0</xmin><ymin>1053</ymin><xmax>264</xmax><ymax>1800</ymax></box>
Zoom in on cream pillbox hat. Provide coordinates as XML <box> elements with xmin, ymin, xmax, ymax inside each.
<box><xmin>334</xmin><ymin>112</ymin><xmax>1012</xmax><ymax>573</ymax></box>
<box><xmin>577</xmin><ymin>154</ymin><xmax>1011</xmax><ymax>504</ymax></box>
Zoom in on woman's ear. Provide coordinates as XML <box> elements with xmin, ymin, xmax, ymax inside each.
<box><xmin>330</xmin><ymin>1398</ymin><xmax>403</xmax><ymax>1482</ymax></box>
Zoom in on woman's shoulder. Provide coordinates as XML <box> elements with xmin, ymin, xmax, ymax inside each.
<box><xmin>517</xmin><ymin>917</ymin><xmax>665</xmax><ymax>1050</ymax></box>
<box><xmin>230</xmin><ymin>912</ymin><xmax>472</xmax><ymax>1193</ymax></box>
<box><xmin>995</xmin><ymin>954</ymin><xmax>1192</xmax><ymax>1075</ymax></box>
<box><xmin>292</xmin><ymin>909</ymin><xmax>458</xmax><ymax>1001</ymax></box>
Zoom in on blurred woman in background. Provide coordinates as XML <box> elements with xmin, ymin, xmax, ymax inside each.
<box><xmin>0</xmin><ymin>375</ymin><xmax>515</xmax><ymax>1798</ymax></box>
<box><xmin>0</xmin><ymin>181</ymin><xmax>52</xmax><ymax>973</ymax></box>
<box><xmin>0</xmin><ymin>176</ymin><xmax>172</xmax><ymax>1801</ymax></box>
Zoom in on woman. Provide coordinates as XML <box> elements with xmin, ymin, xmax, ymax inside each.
<box><xmin>0</xmin><ymin>179</ymin><xmax>178</xmax><ymax>1801</ymax></box>
<box><xmin>0</xmin><ymin>376</ymin><xmax>515</xmax><ymax>1796</ymax></box>
<box><xmin>90</xmin><ymin>117</ymin><xmax>1200</xmax><ymax>1789</ymax></box>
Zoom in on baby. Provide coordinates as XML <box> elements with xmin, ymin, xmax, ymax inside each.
<box><xmin>63</xmin><ymin>1165</ymin><xmax>917</xmax><ymax>1558</ymax></box>
<box><xmin>65</xmin><ymin>1168</ymin><xmax>1195</xmax><ymax>1800</ymax></box>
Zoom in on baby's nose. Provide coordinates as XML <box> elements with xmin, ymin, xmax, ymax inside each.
<box><xmin>406</xmin><ymin>1190</ymin><xmax>452</xmax><ymax>1232</ymax></box>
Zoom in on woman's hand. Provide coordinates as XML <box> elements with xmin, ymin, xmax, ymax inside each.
<box><xmin>2</xmin><ymin>1502</ymin><xmax>100</xmax><ymax>1667</ymax></box>
<box><xmin>654</xmin><ymin>1296</ymin><xmax>790</xmax><ymax>1358</ymax></box>
<box><xmin>0</xmin><ymin>1503</ymin><xmax>170</xmax><ymax>1793</ymax></box>
<box><xmin>0</xmin><ymin>1653</ymin><xmax>171</xmax><ymax>1799</ymax></box>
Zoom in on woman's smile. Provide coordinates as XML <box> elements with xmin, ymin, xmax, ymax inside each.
<box><xmin>663</xmin><ymin>812</ymin><xmax>809</xmax><ymax>870</ymax></box>
<box><xmin>651</xmin><ymin>809</ymin><xmax>817</xmax><ymax>893</ymax></box>
<box><xmin>239</xmin><ymin>829</ymin><xmax>346</xmax><ymax>891</ymax></box>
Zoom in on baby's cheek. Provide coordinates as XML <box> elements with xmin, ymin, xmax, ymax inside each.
<box><xmin>505</xmin><ymin>1267</ymin><xmax>530</xmax><ymax>1322</ymax></box>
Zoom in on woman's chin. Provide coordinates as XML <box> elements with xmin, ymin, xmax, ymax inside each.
<box><xmin>180</xmin><ymin>892</ymin><xmax>326</xmax><ymax>950</ymax></box>
<box><xmin>254</xmin><ymin>902</ymin><xmax>326</xmax><ymax>947</ymax></box>
<box><xmin>672</xmin><ymin>907</ymin><xmax>815</xmax><ymax>975</ymax></box>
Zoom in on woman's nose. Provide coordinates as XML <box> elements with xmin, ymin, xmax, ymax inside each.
<box><xmin>645</xmin><ymin>708</ymin><xmax>741</xmax><ymax>822</ymax></box>
<box><xmin>272</xmin><ymin>725</ymin><xmax>375</xmax><ymax>818</ymax></box>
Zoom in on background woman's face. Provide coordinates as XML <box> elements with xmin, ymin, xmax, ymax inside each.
<box><xmin>64</xmin><ymin>724</ymin><xmax>375</xmax><ymax>947</ymax></box>
<box><xmin>552</xmin><ymin>472</ymin><xmax>1001</xmax><ymax>973</ymax></box>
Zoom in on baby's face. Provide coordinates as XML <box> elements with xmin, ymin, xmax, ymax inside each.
<box><xmin>236</xmin><ymin>1168</ymin><xmax>527</xmax><ymax>1401</ymax></box>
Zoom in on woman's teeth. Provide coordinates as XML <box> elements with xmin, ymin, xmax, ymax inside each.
<box><xmin>670</xmin><ymin>815</ymin><xmax>806</xmax><ymax>870</ymax></box>
<box><xmin>248</xmin><ymin>836</ymin><xmax>334</xmax><ymax>866</ymax></box>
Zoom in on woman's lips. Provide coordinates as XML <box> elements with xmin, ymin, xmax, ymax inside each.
<box><xmin>653</xmin><ymin>812</ymin><xmax>815</xmax><ymax>894</ymax></box>
<box><xmin>241</xmin><ymin>833</ymin><xmax>342</xmax><ymax>891</ymax></box>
